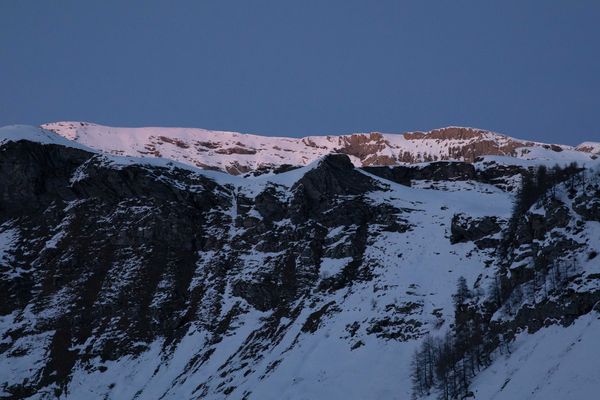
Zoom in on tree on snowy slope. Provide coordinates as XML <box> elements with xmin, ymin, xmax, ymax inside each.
<box><xmin>411</xmin><ymin>277</ymin><xmax>484</xmax><ymax>399</ymax></box>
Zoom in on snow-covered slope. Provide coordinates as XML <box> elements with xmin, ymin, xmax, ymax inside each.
<box><xmin>1</xmin><ymin>125</ymin><xmax>599</xmax><ymax>399</ymax></box>
<box><xmin>470</xmin><ymin>311</ymin><xmax>600</xmax><ymax>400</ymax></box>
<box><xmin>0</xmin><ymin>125</ymin><xmax>90</xmax><ymax>151</ymax></box>
<box><xmin>41</xmin><ymin>122</ymin><xmax>599</xmax><ymax>175</ymax></box>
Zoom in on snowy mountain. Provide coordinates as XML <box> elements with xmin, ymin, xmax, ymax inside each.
<box><xmin>1</xmin><ymin>125</ymin><xmax>600</xmax><ymax>399</ymax></box>
<box><xmin>41</xmin><ymin>122</ymin><xmax>598</xmax><ymax>175</ymax></box>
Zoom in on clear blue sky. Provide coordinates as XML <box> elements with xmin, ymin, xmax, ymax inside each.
<box><xmin>1</xmin><ymin>1</ymin><xmax>599</xmax><ymax>144</ymax></box>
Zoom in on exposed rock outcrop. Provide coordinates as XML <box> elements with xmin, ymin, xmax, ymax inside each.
<box><xmin>364</xmin><ymin>160</ymin><xmax>526</xmax><ymax>190</ymax></box>
<box><xmin>450</xmin><ymin>214</ymin><xmax>501</xmax><ymax>245</ymax></box>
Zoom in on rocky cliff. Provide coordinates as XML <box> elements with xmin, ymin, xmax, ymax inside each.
<box><xmin>1</xmin><ymin>126</ymin><xmax>599</xmax><ymax>399</ymax></box>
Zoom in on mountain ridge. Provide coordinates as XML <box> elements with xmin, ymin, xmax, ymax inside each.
<box><xmin>40</xmin><ymin>122</ymin><xmax>600</xmax><ymax>175</ymax></box>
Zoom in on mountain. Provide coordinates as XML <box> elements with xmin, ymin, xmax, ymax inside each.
<box><xmin>1</xmin><ymin>125</ymin><xmax>600</xmax><ymax>399</ymax></box>
<box><xmin>41</xmin><ymin>122</ymin><xmax>598</xmax><ymax>175</ymax></box>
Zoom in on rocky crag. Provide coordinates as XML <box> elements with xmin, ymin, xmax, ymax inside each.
<box><xmin>1</xmin><ymin>126</ymin><xmax>599</xmax><ymax>399</ymax></box>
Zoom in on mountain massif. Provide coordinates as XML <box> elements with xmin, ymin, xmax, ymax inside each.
<box><xmin>1</xmin><ymin>124</ymin><xmax>599</xmax><ymax>399</ymax></box>
<box><xmin>41</xmin><ymin>122</ymin><xmax>599</xmax><ymax>175</ymax></box>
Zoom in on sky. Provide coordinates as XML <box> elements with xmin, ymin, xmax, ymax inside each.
<box><xmin>1</xmin><ymin>1</ymin><xmax>599</xmax><ymax>145</ymax></box>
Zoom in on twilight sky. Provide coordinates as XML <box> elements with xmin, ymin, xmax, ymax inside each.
<box><xmin>1</xmin><ymin>0</ymin><xmax>599</xmax><ymax>144</ymax></box>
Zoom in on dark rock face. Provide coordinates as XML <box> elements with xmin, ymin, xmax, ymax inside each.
<box><xmin>2</xmin><ymin>138</ymin><xmax>599</xmax><ymax>399</ymax></box>
<box><xmin>0</xmin><ymin>141</ymin><xmax>235</xmax><ymax>396</ymax></box>
<box><xmin>489</xmin><ymin>172</ymin><xmax>600</xmax><ymax>343</ymax></box>
<box><xmin>573</xmin><ymin>191</ymin><xmax>600</xmax><ymax>222</ymax></box>
<box><xmin>0</xmin><ymin>145</ymin><xmax>408</xmax><ymax>397</ymax></box>
<box><xmin>363</xmin><ymin>162</ymin><xmax>476</xmax><ymax>187</ymax></box>
<box><xmin>450</xmin><ymin>214</ymin><xmax>501</xmax><ymax>244</ymax></box>
<box><xmin>254</xmin><ymin>187</ymin><xmax>287</xmax><ymax>222</ymax></box>
<box><xmin>290</xmin><ymin>154</ymin><xmax>383</xmax><ymax>219</ymax></box>
<box><xmin>475</xmin><ymin>162</ymin><xmax>525</xmax><ymax>189</ymax></box>
<box><xmin>364</xmin><ymin>160</ymin><xmax>526</xmax><ymax>190</ymax></box>
<box><xmin>0</xmin><ymin>141</ymin><xmax>90</xmax><ymax>216</ymax></box>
